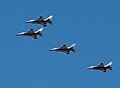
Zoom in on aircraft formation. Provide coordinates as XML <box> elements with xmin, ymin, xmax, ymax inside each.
<box><xmin>16</xmin><ymin>15</ymin><xmax>113</xmax><ymax>73</ymax></box>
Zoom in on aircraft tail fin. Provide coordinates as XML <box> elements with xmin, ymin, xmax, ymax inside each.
<box><xmin>68</xmin><ymin>43</ymin><xmax>76</xmax><ymax>52</ymax></box>
<box><xmin>105</xmin><ymin>62</ymin><xmax>113</xmax><ymax>67</ymax></box>
<box><xmin>35</xmin><ymin>28</ymin><xmax>43</xmax><ymax>37</ymax></box>
<box><xmin>46</xmin><ymin>15</ymin><xmax>53</xmax><ymax>20</ymax></box>
<box><xmin>105</xmin><ymin>62</ymin><xmax>113</xmax><ymax>71</ymax></box>
<box><xmin>46</xmin><ymin>15</ymin><xmax>53</xmax><ymax>25</ymax></box>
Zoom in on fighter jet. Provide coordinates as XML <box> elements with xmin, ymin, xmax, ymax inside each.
<box><xmin>49</xmin><ymin>43</ymin><xmax>76</xmax><ymax>54</ymax></box>
<box><xmin>16</xmin><ymin>28</ymin><xmax>43</xmax><ymax>39</ymax></box>
<box><xmin>86</xmin><ymin>62</ymin><xmax>113</xmax><ymax>72</ymax></box>
<box><xmin>26</xmin><ymin>15</ymin><xmax>53</xmax><ymax>27</ymax></box>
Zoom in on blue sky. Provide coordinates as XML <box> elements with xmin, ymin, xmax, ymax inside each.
<box><xmin>0</xmin><ymin>0</ymin><xmax>120</xmax><ymax>88</ymax></box>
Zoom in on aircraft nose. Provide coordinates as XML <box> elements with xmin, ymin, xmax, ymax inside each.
<box><xmin>26</xmin><ymin>20</ymin><xmax>33</xmax><ymax>23</ymax></box>
<box><xmin>25</xmin><ymin>21</ymin><xmax>29</xmax><ymax>23</ymax></box>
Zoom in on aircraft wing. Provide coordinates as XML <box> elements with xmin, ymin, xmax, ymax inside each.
<box><xmin>28</xmin><ymin>29</ymin><xmax>34</xmax><ymax>33</ymax></box>
<box><xmin>59</xmin><ymin>44</ymin><xmax>67</xmax><ymax>49</ymax></box>
<box><xmin>97</xmin><ymin>63</ymin><xmax>104</xmax><ymax>67</ymax></box>
<box><xmin>37</xmin><ymin>16</ymin><xmax>44</xmax><ymax>21</ymax></box>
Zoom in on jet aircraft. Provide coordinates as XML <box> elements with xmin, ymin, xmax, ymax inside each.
<box><xmin>49</xmin><ymin>43</ymin><xmax>76</xmax><ymax>54</ymax></box>
<box><xmin>26</xmin><ymin>15</ymin><xmax>53</xmax><ymax>27</ymax></box>
<box><xmin>86</xmin><ymin>62</ymin><xmax>113</xmax><ymax>72</ymax></box>
<box><xmin>16</xmin><ymin>28</ymin><xmax>43</xmax><ymax>39</ymax></box>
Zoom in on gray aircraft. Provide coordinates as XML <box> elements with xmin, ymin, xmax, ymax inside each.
<box><xmin>26</xmin><ymin>15</ymin><xmax>53</xmax><ymax>27</ymax></box>
<box><xmin>49</xmin><ymin>43</ymin><xmax>76</xmax><ymax>54</ymax></box>
<box><xmin>86</xmin><ymin>62</ymin><xmax>113</xmax><ymax>72</ymax></box>
<box><xmin>16</xmin><ymin>28</ymin><xmax>43</xmax><ymax>39</ymax></box>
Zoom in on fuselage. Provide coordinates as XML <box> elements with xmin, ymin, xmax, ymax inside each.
<box><xmin>26</xmin><ymin>20</ymin><xmax>49</xmax><ymax>24</ymax></box>
<box><xmin>50</xmin><ymin>48</ymin><xmax>71</xmax><ymax>54</ymax></box>
<box><xmin>18</xmin><ymin>32</ymin><xmax>42</xmax><ymax>36</ymax></box>
<box><xmin>53</xmin><ymin>48</ymin><xmax>70</xmax><ymax>51</ymax></box>
<box><xmin>91</xmin><ymin>66</ymin><xmax>112</xmax><ymax>72</ymax></box>
<box><xmin>93</xmin><ymin>67</ymin><xmax>107</xmax><ymax>70</ymax></box>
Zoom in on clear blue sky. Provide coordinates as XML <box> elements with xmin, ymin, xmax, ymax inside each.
<box><xmin>0</xmin><ymin>0</ymin><xmax>120</xmax><ymax>88</ymax></box>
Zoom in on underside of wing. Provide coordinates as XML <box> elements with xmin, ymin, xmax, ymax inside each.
<box><xmin>28</xmin><ymin>29</ymin><xmax>34</xmax><ymax>33</ymax></box>
<box><xmin>37</xmin><ymin>16</ymin><xmax>44</xmax><ymax>21</ymax></box>
<box><xmin>59</xmin><ymin>44</ymin><xmax>67</xmax><ymax>49</ymax></box>
<box><xmin>98</xmin><ymin>63</ymin><xmax>104</xmax><ymax>67</ymax></box>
